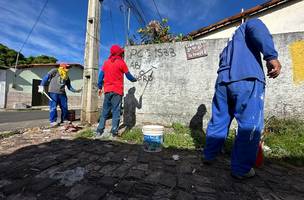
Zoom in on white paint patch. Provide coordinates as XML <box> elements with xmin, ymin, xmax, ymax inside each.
<box><xmin>249</xmin><ymin>126</ymin><xmax>256</xmax><ymax>141</ymax></box>
<box><xmin>50</xmin><ymin>167</ymin><xmax>85</xmax><ymax>187</ymax></box>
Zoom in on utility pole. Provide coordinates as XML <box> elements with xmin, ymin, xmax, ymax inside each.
<box><xmin>81</xmin><ymin>0</ymin><xmax>102</xmax><ymax>124</ymax></box>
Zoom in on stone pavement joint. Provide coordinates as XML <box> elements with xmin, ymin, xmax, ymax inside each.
<box><xmin>0</xmin><ymin>128</ymin><xmax>303</xmax><ymax>199</ymax></box>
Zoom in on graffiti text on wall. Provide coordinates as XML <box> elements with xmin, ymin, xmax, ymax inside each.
<box><xmin>128</xmin><ymin>48</ymin><xmax>176</xmax><ymax>59</ymax></box>
<box><xmin>185</xmin><ymin>42</ymin><xmax>208</xmax><ymax>60</ymax></box>
<box><xmin>289</xmin><ymin>40</ymin><xmax>304</xmax><ymax>85</ymax></box>
<box><xmin>134</xmin><ymin>66</ymin><xmax>157</xmax><ymax>82</ymax></box>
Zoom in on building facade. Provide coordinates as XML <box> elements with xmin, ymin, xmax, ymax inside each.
<box><xmin>189</xmin><ymin>0</ymin><xmax>304</xmax><ymax>39</ymax></box>
<box><xmin>1</xmin><ymin>64</ymin><xmax>83</xmax><ymax>109</ymax></box>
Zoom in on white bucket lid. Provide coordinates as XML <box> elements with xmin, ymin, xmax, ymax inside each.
<box><xmin>142</xmin><ymin>125</ymin><xmax>164</xmax><ymax>132</ymax></box>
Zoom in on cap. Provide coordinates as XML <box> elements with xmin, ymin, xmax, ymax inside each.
<box><xmin>59</xmin><ymin>63</ymin><xmax>71</xmax><ymax>69</ymax></box>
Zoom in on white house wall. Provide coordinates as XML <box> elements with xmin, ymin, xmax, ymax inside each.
<box><xmin>5</xmin><ymin>67</ymin><xmax>83</xmax><ymax>108</ymax></box>
<box><xmin>199</xmin><ymin>0</ymin><xmax>304</xmax><ymax>39</ymax></box>
<box><xmin>0</xmin><ymin>70</ymin><xmax>6</xmax><ymax>108</ymax></box>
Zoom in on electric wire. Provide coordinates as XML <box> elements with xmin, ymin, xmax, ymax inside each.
<box><xmin>152</xmin><ymin>0</ymin><xmax>163</xmax><ymax>21</ymax></box>
<box><xmin>134</xmin><ymin>0</ymin><xmax>148</xmax><ymax>25</ymax></box>
<box><xmin>13</xmin><ymin>0</ymin><xmax>49</xmax><ymax>86</ymax></box>
<box><xmin>109</xmin><ymin>5</ymin><xmax>117</xmax><ymax>43</ymax></box>
<box><xmin>18</xmin><ymin>0</ymin><xmax>49</xmax><ymax>53</ymax></box>
<box><xmin>123</xmin><ymin>0</ymin><xmax>146</xmax><ymax>27</ymax></box>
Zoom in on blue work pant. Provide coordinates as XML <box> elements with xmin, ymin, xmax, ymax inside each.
<box><xmin>97</xmin><ymin>92</ymin><xmax>122</xmax><ymax>135</ymax></box>
<box><xmin>204</xmin><ymin>79</ymin><xmax>265</xmax><ymax>176</ymax></box>
<box><xmin>49</xmin><ymin>93</ymin><xmax>68</xmax><ymax>123</ymax></box>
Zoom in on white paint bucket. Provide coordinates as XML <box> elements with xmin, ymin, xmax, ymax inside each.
<box><xmin>142</xmin><ymin>125</ymin><xmax>164</xmax><ymax>152</ymax></box>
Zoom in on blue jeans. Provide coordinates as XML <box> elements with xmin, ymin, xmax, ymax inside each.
<box><xmin>49</xmin><ymin>93</ymin><xmax>68</xmax><ymax>123</ymax></box>
<box><xmin>204</xmin><ymin>79</ymin><xmax>265</xmax><ymax>176</ymax></box>
<box><xmin>97</xmin><ymin>92</ymin><xmax>122</xmax><ymax>135</ymax></box>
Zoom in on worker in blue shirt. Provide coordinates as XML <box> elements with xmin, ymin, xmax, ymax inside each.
<box><xmin>39</xmin><ymin>63</ymin><xmax>82</xmax><ymax>127</ymax></box>
<box><xmin>203</xmin><ymin>19</ymin><xmax>282</xmax><ymax>179</ymax></box>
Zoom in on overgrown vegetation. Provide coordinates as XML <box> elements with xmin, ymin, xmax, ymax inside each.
<box><xmin>263</xmin><ymin>117</ymin><xmax>304</xmax><ymax>166</ymax></box>
<box><xmin>136</xmin><ymin>19</ymin><xmax>192</xmax><ymax>44</ymax></box>
<box><xmin>0</xmin><ymin>43</ymin><xmax>57</xmax><ymax>66</ymax></box>
<box><xmin>72</xmin><ymin>117</ymin><xmax>304</xmax><ymax>166</ymax></box>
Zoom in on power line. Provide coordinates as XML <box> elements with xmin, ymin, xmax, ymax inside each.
<box><xmin>134</xmin><ymin>0</ymin><xmax>148</xmax><ymax>24</ymax></box>
<box><xmin>123</xmin><ymin>0</ymin><xmax>146</xmax><ymax>27</ymax></box>
<box><xmin>13</xmin><ymin>0</ymin><xmax>49</xmax><ymax>88</ymax></box>
<box><xmin>109</xmin><ymin>5</ymin><xmax>117</xmax><ymax>43</ymax></box>
<box><xmin>18</xmin><ymin>0</ymin><xmax>49</xmax><ymax>53</ymax></box>
<box><xmin>152</xmin><ymin>0</ymin><xmax>162</xmax><ymax>21</ymax></box>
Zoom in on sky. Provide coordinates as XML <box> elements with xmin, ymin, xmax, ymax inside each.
<box><xmin>0</xmin><ymin>0</ymin><xmax>270</xmax><ymax>66</ymax></box>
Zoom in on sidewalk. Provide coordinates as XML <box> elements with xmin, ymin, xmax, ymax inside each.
<box><xmin>0</xmin><ymin>126</ymin><xmax>303</xmax><ymax>199</ymax></box>
<box><xmin>0</xmin><ymin>106</ymin><xmax>81</xmax><ymax>112</ymax></box>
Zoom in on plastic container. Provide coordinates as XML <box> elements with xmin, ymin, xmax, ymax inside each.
<box><xmin>142</xmin><ymin>125</ymin><xmax>164</xmax><ymax>152</ymax></box>
<box><xmin>255</xmin><ymin>141</ymin><xmax>264</xmax><ymax>168</ymax></box>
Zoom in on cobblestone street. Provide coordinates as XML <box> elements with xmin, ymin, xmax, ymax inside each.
<box><xmin>0</xmin><ymin>128</ymin><xmax>303</xmax><ymax>200</ymax></box>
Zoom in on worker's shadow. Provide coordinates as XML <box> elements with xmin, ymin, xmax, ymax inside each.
<box><xmin>120</xmin><ymin>87</ymin><xmax>142</xmax><ymax>132</ymax></box>
<box><xmin>189</xmin><ymin>104</ymin><xmax>207</xmax><ymax>149</ymax></box>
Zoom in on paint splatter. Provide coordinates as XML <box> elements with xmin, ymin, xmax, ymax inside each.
<box><xmin>289</xmin><ymin>40</ymin><xmax>304</xmax><ymax>85</ymax></box>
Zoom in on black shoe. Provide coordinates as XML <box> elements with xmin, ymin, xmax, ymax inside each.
<box><xmin>201</xmin><ymin>155</ymin><xmax>216</xmax><ymax>165</ymax></box>
<box><xmin>202</xmin><ymin>159</ymin><xmax>215</xmax><ymax>165</ymax></box>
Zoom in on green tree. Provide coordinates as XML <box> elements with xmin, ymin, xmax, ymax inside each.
<box><xmin>31</xmin><ymin>55</ymin><xmax>57</xmax><ymax>64</ymax></box>
<box><xmin>0</xmin><ymin>43</ymin><xmax>57</xmax><ymax>66</ymax></box>
<box><xmin>0</xmin><ymin>44</ymin><xmax>26</xmax><ymax>66</ymax></box>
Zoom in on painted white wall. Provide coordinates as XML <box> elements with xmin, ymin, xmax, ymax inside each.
<box><xmin>125</xmin><ymin>32</ymin><xmax>304</xmax><ymax>126</ymax></box>
<box><xmin>198</xmin><ymin>0</ymin><xmax>304</xmax><ymax>39</ymax></box>
<box><xmin>0</xmin><ymin>70</ymin><xmax>6</xmax><ymax>108</ymax></box>
<box><xmin>7</xmin><ymin>67</ymin><xmax>83</xmax><ymax>96</ymax></box>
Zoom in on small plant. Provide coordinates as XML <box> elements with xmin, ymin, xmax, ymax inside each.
<box><xmin>137</xmin><ymin>18</ymin><xmax>192</xmax><ymax>44</ymax></box>
<box><xmin>120</xmin><ymin>128</ymin><xmax>143</xmax><ymax>144</ymax></box>
<box><xmin>75</xmin><ymin>129</ymin><xmax>94</xmax><ymax>139</ymax></box>
<box><xmin>164</xmin><ymin>122</ymin><xmax>196</xmax><ymax>149</ymax></box>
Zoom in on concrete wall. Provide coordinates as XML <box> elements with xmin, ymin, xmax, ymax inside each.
<box><xmin>0</xmin><ymin>70</ymin><xmax>6</xmax><ymax>108</ymax></box>
<box><xmin>199</xmin><ymin>0</ymin><xmax>304</xmax><ymax>39</ymax></box>
<box><xmin>124</xmin><ymin>32</ymin><xmax>304</xmax><ymax>127</ymax></box>
<box><xmin>5</xmin><ymin>67</ymin><xmax>83</xmax><ymax>108</ymax></box>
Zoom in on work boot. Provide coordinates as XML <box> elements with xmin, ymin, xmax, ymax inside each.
<box><xmin>231</xmin><ymin>168</ymin><xmax>256</xmax><ymax>180</ymax></box>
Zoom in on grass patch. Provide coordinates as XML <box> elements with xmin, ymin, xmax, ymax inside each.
<box><xmin>77</xmin><ymin>118</ymin><xmax>304</xmax><ymax>167</ymax></box>
<box><xmin>0</xmin><ymin>130</ymin><xmax>21</xmax><ymax>139</ymax></box>
<box><xmin>120</xmin><ymin>128</ymin><xmax>143</xmax><ymax>143</ymax></box>
<box><xmin>264</xmin><ymin>117</ymin><xmax>304</xmax><ymax>166</ymax></box>
<box><xmin>120</xmin><ymin>123</ymin><xmax>200</xmax><ymax>149</ymax></box>
<box><xmin>75</xmin><ymin>129</ymin><xmax>94</xmax><ymax>139</ymax></box>
<box><xmin>164</xmin><ymin>122</ymin><xmax>196</xmax><ymax>149</ymax></box>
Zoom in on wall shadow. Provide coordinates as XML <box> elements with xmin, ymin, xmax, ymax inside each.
<box><xmin>189</xmin><ymin>104</ymin><xmax>207</xmax><ymax>149</ymax></box>
<box><xmin>121</xmin><ymin>87</ymin><xmax>142</xmax><ymax>131</ymax></box>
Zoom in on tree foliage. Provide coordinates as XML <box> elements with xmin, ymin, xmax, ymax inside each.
<box><xmin>136</xmin><ymin>18</ymin><xmax>192</xmax><ymax>45</ymax></box>
<box><xmin>0</xmin><ymin>43</ymin><xmax>57</xmax><ymax>66</ymax></box>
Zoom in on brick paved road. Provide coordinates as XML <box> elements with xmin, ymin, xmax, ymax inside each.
<box><xmin>0</xmin><ymin>128</ymin><xmax>303</xmax><ymax>200</ymax></box>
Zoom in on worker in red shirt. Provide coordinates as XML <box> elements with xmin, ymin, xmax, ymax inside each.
<box><xmin>96</xmin><ymin>45</ymin><xmax>137</xmax><ymax>137</ymax></box>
